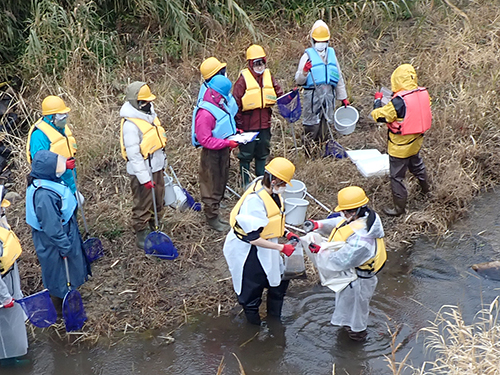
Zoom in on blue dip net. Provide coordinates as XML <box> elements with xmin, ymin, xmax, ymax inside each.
<box><xmin>63</xmin><ymin>290</ymin><xmax>87</xmax><ymax>332</ymax></box>
<box><xmin>17</xmin><ymin>289</ymin><xmax>57</xmax><ymax>328</ymax></box>
<box><xmin>83</xmin><ymin>237</ymin><xmax>104</xmax><ymax>263</ymax></box>
<box><xmin>145</xmin><ymin>231</ymin><xmax>179</xmax><ymax>260</ymax></box>
<box><xmin>324</xmin><ymin>140</ymin><xmax>347</xmax><ymax>159</ymax></box>
<box><xmin>184</xmin><ymin>189</ymin><xmax>201</xmax><ymax>212</ymax></box>
<box><xmin>277</xmin><ymin>90</ymin><xmax>302</xmax><ymax>123</ymax></box>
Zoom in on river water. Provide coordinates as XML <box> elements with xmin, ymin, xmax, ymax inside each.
<box><xmin>8</xmin><ymin>191</ymin><xmax>500</xmax><ymax>375</ymax></box>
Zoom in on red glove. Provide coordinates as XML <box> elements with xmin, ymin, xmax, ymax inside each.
<box><xmin>303</xmin><ymin>220</ymin><xmax>320</xmax><ymax>233</ymax></box>
<box><xmin>66</xmin><ymin>157</ymin><xmax>76</xmax><ymax>170</ymax></box>
<box><xmin>228</xmin><ymin>140</ymin><xmax>239</xmax><ymax>150</ymax></box>
<box><xmin>236</xmin><ymin>128</ymin><xmax>244</xmax><ymax>134</ymax></box>
<box><xmin>309</xmin><ymin>243</ymin><xmax>321</xmax><ymax>254</ymax></box>
<box><xmin>144</xmin><ymin>181</ymin><xmax>155</xmax><ymax>189</ymax></box>
<box><xmin>374</xmin><ymin>92</ymin><xmax>383</xmax><ymax>100</ymax></box>
<box><xmin>2</xmin><ymin>298</ymin><xmax>14</xmax><ymax>308</ymax></box>
<box><xmin>285</xmin><ymin>231</ymin><xmax>300</xmax><ymax>243</ymax></box>
<box><xmin>303</xmin><ymin>61</ymin><xmax>312</xmax><ymax>73</ymax></box>
<box><xmin>342</xmin><ymin>99</ymin><xmax>350</xmax><ymax>108</ymax></box>
<box><xmin>282</xmin><ymin>244</ymin><xmax>296</xmax><ymax>257</ymax></box>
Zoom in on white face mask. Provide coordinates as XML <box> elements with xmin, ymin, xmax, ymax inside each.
<box><xmin>272</xmin><ymin>186</ymin><xmax>286</xmax><ymax>195</ymax></box>
<box><xmin>314</xmin><ymin>42</ymin><xmax>328</xmax><ymax>52</ymax></box>
<box><xmin>54</xmin><ymin>113</ymin><xmax>68</xmax><ymax>128</ymax></box>
<box><xmin>253</xmin><ymin>66</ymin><xmax>265</xmax><ymax>75</ymax></box>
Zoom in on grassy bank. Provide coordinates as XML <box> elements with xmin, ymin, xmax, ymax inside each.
<box><xmin>2</xmin><ymin>0</ymin><xmax>500</xmax><ymax>369</ymax></box>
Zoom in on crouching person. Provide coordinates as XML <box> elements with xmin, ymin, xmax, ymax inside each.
<box><xmin>26</xmin><ymin>150</ymin><xmax>91</xmax><ymax>317</ymax></box>
<box><xmin>304</xmin><ymin>186</ymin><xmax>386</xmax><ymax>341</ymax></box>
<box><xmin>0</xmin><ymin>186</ymin><xmax>28</xmax><ymax>367</ymax></box>
<box><xmin>223</xmin><ymin>157</ymin><xmax>300</xmax><ymax>325</ymax></box>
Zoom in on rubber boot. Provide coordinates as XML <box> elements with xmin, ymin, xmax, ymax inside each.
<box><xmin>266</xmin><ymin>297</ymin><xmax>284</xmax><ymax>319</ymax></box>
<box><xmin>217</xmin><ymin>214</ymin><xmax>229</xmax><ymax>225</ymax></box>
<box><xmin>50</xmin><ymin>295</ymin><xmax>63</xmax><ymax>319</ymax></box>
<box><xmin>207</xmin><ymin>217</ymin><xmax>230</xmax><ymax>232</ymax></box>
<box><xmin>419</xmin><ymin>178</ymin><xmax>430</xmax><ymax>195</ymax></box>
<box><xmin>383</xmin><ymin>196</ymin><xmax>407</xmax><ymax>217</ymax></box>
<box><xmin>239</xmin><ymin>161</ymin><xmax>251</xmax><ymax>188</ymax></box>
<box><xmin>345</xmin><ymin>327</ymin><xmax>368</xmax><ymax>342</ymax></box>
<box><xmin>136</xmin><ymin>229</ymin><xmax>150</xmax><ymax>249</ymax></box>
<box><xmin>243</xmin><ymin>300</ymin><xmax>262</xmax><ymax>325</ymax></box>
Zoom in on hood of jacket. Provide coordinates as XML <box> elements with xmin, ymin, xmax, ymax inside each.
<box><xmin>202</xmin><ymin>86</ymin><xmax>225</xmax><ymax>108</ymax></box>
<box><xmin>391</xmin><ymin>64</ymin><xmax>418</xmax><ymax>93</ymax></box>
<box><xmin>29</xmin><ymin>150</ymin><xmax>62</xmax><ymax>182</ymax></box>
<box><xmin>119</xmin><ymin>101</ymin><xmax>157</xmax><ymax>124</ymax></box>
<box><xmin>365</xmin><ymin>211</ymin><xmax>385</xmax><ymax>238</ymax></box>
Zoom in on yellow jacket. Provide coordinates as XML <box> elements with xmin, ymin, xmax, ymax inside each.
<box><xmin>230</xmin><ymin>180</ymin><xmax>284</xmax><ymax>240</ymax></box>
<box><xmin>371</xmin><ymin>64</ymin><xmax>430</xmax><ymax>158</ymax></box>
<box><xmin>26</xmin><ymin>119</ymin><xmax>77</xmax><ymax>163</ymax></box>
<box><xmin>240</xmin><ymin>69</ymin><xmax>277</xmax><ymax>111</ymax></box>
<box><xmin>0</xmin><ymin>226</ymin><xmax>22</xmax><ymax>276</ymax></box>
<box><xmin>120</xmin><ymin>117</ymin><xmax>167</xmax><ymax>160</ymax></box>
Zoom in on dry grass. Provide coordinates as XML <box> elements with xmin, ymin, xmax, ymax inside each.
<box><xmin>2</xmin><ymin>1</ymin><xmax>500</xmax><ymax>358</ymax></box>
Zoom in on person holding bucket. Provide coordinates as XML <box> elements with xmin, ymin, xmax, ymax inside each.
<box><xmin>0</xmin><ymin>185</ymin><xmax>29</xmax><ymax>366</ymax></box>
<box><xmin>233</xmin><ymin>45</ymin><xmax>283</xmax><ymax>187</ymax></box>
<box><xmin>303</xmin><ymin>186</ymin><xmax>386</xmax><ymax>341</ymax></box>
<box><xmin>294</xmin><ymin>20</ymin><xmax>349</xmax><ymax>154</ymax></box>
<box><xmin>371</xmin><ymin>64</ymin><xmax>431</xmax><ymax>216</ymax></box>
<box><xmin>223</xmin><ymin>157</ymin><xmax>301</xmax><ymax>325</ymax></box>
<box><xmin>192</xmin><ymin>75</ymin><xmax>238</xmax><ymax>232</ymax></box>
<box><xmin>119</xmin><ymin>82</ymin><xmax>167</xmax><ymax>248</ymax></box>
<box><xmin>25</xmin><ymin>150</ymin><xmax>91</xmax><ymax>319</ymax></box>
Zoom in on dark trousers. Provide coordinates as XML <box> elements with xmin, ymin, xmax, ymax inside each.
<box><xmin>238</xmin><ymin>245</ymin><xmax>290</xmax><ymax>325</ymax></box>
<box><xmin>199</xmin><ymin>147</ymin><xmax>230</xmax><ymax>220</ymax></box>
<box><xmin>389</xmin><ymin>153</ymin><xmax>427</xmax><ymax>200</ymax></box>
<box><xmin>130</xmin><ymin>170</ymin><xmax>165</xmax><ymax>233</ymax></box>
<box><xmin>237</xmin><ymin>128</ymin><xmax>271</xmax><ymax>187</ymax></box>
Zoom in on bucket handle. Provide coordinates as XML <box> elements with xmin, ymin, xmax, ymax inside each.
<box><xmin>284</xmin><ymin>202</ymin><xmax>299</xmax><ymax>216</ymax></box>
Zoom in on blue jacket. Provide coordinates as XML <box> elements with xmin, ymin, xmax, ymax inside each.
<box><xmin>29</xmin><ymin>118</ymin><xmax>77</xmax><ymax>193</ymax></box>
<box><xmin>305</xmin><ymin>47</ymin><xmax>340</xmax><ymax>88</ymax></box>
<box><xmin>197</xmin><ymin>83</ymin><xmax>239</xmax><ymax>117</ymax></box>
<box><xmin>26</xmin><ymin>150</ymin><xmax>90</xmax><ymax>299</ymax></box>
<box><xmin>191</xmin><ymin>101</ymin><xmax>237</xmax><ymax>147</ymax></box>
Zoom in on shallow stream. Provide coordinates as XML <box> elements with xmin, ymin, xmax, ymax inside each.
<box><xmin>9</xmin><ymin>191</ymin><xmax>500</xmax><ymax>374</ymax></box>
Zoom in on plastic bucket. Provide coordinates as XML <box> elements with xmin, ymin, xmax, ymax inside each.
<box><xmin>334</xmin><ymin>106</ymin><xmax>359</xmax><ymax>135</ymax></box>
<box><xmin>284</xmin><ymin>179</ymin><xmax>307</xmax><ymax>200</ymax></box>
<box><xmin>163</xmin><ymin>175</ymin><xmax>176</xmax><ymax>206</ymax></box>
<box><xmin>284</xmin><ymin>198</ymin><xmax>309</xmax><ymax>226</ymax></box>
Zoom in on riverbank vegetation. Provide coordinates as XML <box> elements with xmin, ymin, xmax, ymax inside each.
<box><xmin>2</xmin><ymin>0</ymin><xmax>500</xmax><ymax>372</ymax></box>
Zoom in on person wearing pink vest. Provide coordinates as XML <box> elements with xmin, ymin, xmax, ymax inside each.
<box><xmin>371</xmin><ymin>64</ymin><xmax>432</xmax><ymax>216</ymax></box>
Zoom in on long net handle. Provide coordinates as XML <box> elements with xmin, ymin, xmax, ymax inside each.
<box><xmin>70</xmin><ymin>169</ymin><xmax>90</xmax><ymax>235</ymax></box>
<box><xmin>63</xmin><ymin>257</ymin><xmax>72</xmax><ymax>290</ymax></box>
<box><xmin>169</xmin><ymin>166</ymin><xmax>183</xmax><ymax>190</ymax></box>
<box><xmin>305</xmin><ymin>191</ymin><xmax>333</xmax><ymax>213</ymax></box>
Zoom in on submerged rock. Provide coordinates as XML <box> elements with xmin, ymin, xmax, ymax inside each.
<box><xmin>471</xmin><ymin>261</ymin><xmax>500</xmax><ymax>281</ymax></box>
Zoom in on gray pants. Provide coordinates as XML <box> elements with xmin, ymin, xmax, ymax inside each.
<box><xmin>389</xmin><ymin>153</ymin><xmax>428</xmax><ymax>200</ymax></box>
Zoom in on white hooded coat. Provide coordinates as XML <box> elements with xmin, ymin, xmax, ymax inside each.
<box><xmin>223</xmin><ymin>193</ymin><xmax>284</xmax><ymax>295</ymax></box>
<box><xmin>315</xmin><ymin>211</ymin><xmax>385</xmax><ymax>332</ymax></box>
<box><xmin>120</xmin><ymin>101</ymin><xmax>166</xmax><ymax>184</ymax></box>
<box><xmin>0</xmin><ymin>212</ymin><xmax>28</xmax><ymax>359</ymax></box>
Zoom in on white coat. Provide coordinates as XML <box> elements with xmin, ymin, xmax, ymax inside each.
<box><xmin>223</xmin><ymin>193</ymin><xmax>284</xmax><ymax>295</ymax></box>
<box><xmin>315</xmin><ymin>212</ymin><xmax>384</xmax><ymax>332</ymax></box>
<box><xmin>119</xmin><ymin>101</ymin><xmax>166</xmax><ymax>184</ymax></box>
<box><xmin>0</xmin><ymin>214</ymin><xmax>28</xmax><ymax>359</ymax></box>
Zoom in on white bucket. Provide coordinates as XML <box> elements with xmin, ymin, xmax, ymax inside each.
<box><xmin>170</xmin><ymin>185</ymin><xmax>188</xmax><ymax>211</ymax></box>
<box><xmin>283</xmin><ymin>179</ymin><xmax>307</xmax><ymax>200</ymax></box>
<box><xmin>163</xmin><ymin>174</ymin><xmax>176</xmax><ymax>206</ymax></box>
<box><xmin>334</xmin><ymin>106</ymin><xmax>359</xmax><ymax>135</ymax></box>
<box><xmin>284</xmin><ymin>198</ymin><xmax>309</xmax><ymax>226</ymax></box>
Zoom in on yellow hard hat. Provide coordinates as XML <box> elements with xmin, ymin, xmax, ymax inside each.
<box><xmin>311</xmin><ymin>25</ymin><xmax>330</xmax><ymax>42</ymax></box>
<box><xmin>246</xmin><ymin>45</ymin><xmax>266</xmax><ymax>61</ymax></box>
<box><xmin>41</xmin><ymin>96</ymin><xmax>71</xmax><ymax>115</ymax></box>
<box><xmin>265</xmin><ymin>157</ymin><xmax>295</xmax><ymax>185</ymax></box>
<box><xmin>137</xmin><ymin>84</ymin><xmax>156</xmax><ymax>101</ymax></box>
<box><xmin>334</xmin><ymin>186</ymin><xmax>369</xmax><ymax>211</ymax></box>
<box><xmin>200</xmin><ymin>57</ymin><xmax>227</xmax><ymax>80</ymax></box>
<box><xmin>0</xmin><ymin>199</ymin><xmax>10</xmax><ymax>208</ymax></box>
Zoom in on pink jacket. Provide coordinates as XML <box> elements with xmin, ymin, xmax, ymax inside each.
<box><xmin>194</xmin><ymin>89</ymin><xmax>232</xmax><ymax>150</ymax></box>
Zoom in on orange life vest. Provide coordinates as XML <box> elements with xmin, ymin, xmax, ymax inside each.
<box><xmin>387</xmin><ymin>87</ymin><xmax>432</xmax><ymax>135</ymax></box>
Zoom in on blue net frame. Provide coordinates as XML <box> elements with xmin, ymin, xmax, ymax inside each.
<box><xmin>144</xmin><ymin>231</ymin><xmax>179</xmax><ymax>260</ymax></box>
<box><xmin>83</xmin><ymin>237</ymin><xmax>104</xmax><ymax>263</ymax></box>
<box><xmin>277</xmin><ymin>90</ymin><xmax>302</xmax><ymax>123</ymax></box>
<box><xmin>63</xmin><ymin>290</ymin><xmax>87</xmax><ymax>332</ymax></box>
<box><xmin>17</xmin><ymin>289</ymin><xmax>57</xmax><ymax>328</ymax></box>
